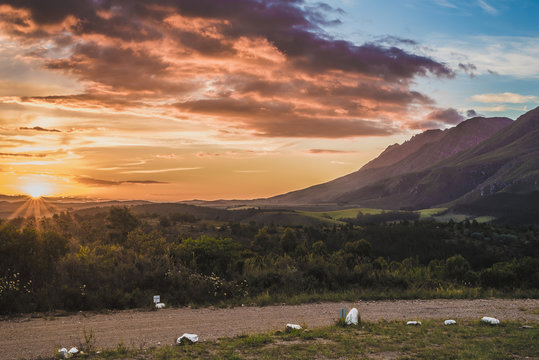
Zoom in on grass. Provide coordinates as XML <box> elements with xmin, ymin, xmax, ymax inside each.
<box><xmin>299</xmin><ymin>207</ymin><xmax>497</xmax><ymax>225</ymax></box>
<box><xmin>62</xmin><ymin>319</ymin><xmax>539</xmax><ymax>359</ymax></box>
<box><xmin>473</xmin><ymin>216</ymin><xmax>496</xmax><ymax>223</ymax></box>
<box><xmin>298</xmin><ymin>208</ymin><xmax>385</xmax><ymax>224</ymax></box>
<box><xmin>416</xmin><ymin>207</ymin><xmax>447</xmax><ymax>219</ymax></box>
<box><xmin>231</xmin><ymin>287</ymin><xmax>539</xmax><ymax>308</ymax></box>
<box><xmin>432</xmin><ymin>213</ymin><xmax>470</xmax><ymax>222</ymax></box>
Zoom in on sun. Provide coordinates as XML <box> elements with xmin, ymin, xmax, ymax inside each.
<box><xmin>22</xmin><ymin>182</ymin><xmax>52</xmax><ymax>199</ymax></box>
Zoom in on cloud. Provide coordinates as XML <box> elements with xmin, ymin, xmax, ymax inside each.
<box><xmin>428</xmin><ymin>36</ymin><xmax>539</xmax><ymax>79</ymax></box>
<box><xmin>0</xmin><ymin>0</ymin><xmax>456</xmax><ymax>139</ymax></box>
<box><xmin>413</xmin><ymin>107</ymin><xmax>465</xmax><ymax>129</ymax></box>
<box><xmin>75</xmin><ymin>176</ymin><xmax>167</xmax><ymax>186</ymax></box>
<box><xmin>466</xmin><ymin>109</ymin><xmax>479</xmax><ymax>117</ymax></box>
<box><xmin>0</xmin><ymin>152</ymin><xmax>47</xmax><ymax>157</ymax></box>
<box><xmin>477</xmin><ymin>0</ymin><xmax>497</xmax><ymax>15</ymax></box>
<box><xmin>475</xmin><ymin>105</ymin><xmax>507</xmax><ymax>112</ymax></box>
<box><xmin>175</xmin><ymin>97</ymin><xmax>399</xmax><ymax>138</ymax></box>
<box><xmin>376</xmin><ymin>35</ymin><xmax>418</xmax><ymax>46</ymax></box>
<box><xmin>124</xmin><ymin>180</ymin><xmax>168</xmax><ymax>184</ymax></box>
<box><xmin>19</xmin><ymin>126</ymin><xmax>61</xmax><ymax>132</ymax></box>
<box><xmin>434</xmin><ymin>0</ymin><xmax>457</xmax><ymax>8</ymax></box>
<box><xmin>471</xmin><ymin>92</ymin><xmax>538</xmax><ymax>103</ymax></box>
<box><xmin>427</xmin><ymin>107</ymin><xmax>464</xmax><ymax>125</ymax></box>
<box><xmin>308</xmin><ymin>149</ymin><xmax>356</xmax><ymax>154</ymax></box>
<box><xmin>458</xmin><ymin>62</ymin><xmax>477</xmax><ymax>78</ymax></box>
<box><xmin>121</xmin><ymin>167</ymin><xmax>202</xmax><ymax>174</ymax></box>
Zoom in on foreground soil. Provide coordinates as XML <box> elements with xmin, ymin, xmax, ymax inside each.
<box><xmin>1</xmin><ymin>298</ymin><xmax>538</xmax><ymax>360</ymax></box>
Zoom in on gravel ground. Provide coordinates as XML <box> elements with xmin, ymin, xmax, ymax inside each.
<box><xmin>1</xmin><ymin>298</ymin><xmax>537</xmax><ymax>359</ymax></box>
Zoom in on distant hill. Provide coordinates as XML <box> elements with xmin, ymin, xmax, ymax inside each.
<box><xmin>267</xmin><ymin>115</ymin><xmax>513</xmax><ymax>206</ymax></box>
<box><xmin>330</xmin><ymin>107</ymin><xmax>538</xmax><ymax>211</ymax></box>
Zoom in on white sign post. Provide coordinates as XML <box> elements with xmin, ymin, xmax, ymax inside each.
<box><xmin>153</xmin><ymin>295</ymin><xmax>160</xmax><ymax>304</ymax></box>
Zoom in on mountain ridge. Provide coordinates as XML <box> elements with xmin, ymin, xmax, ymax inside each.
<box><xmin>331</xmin><ymin>107</ymin><xmax>539</xmax><ymax>210</ymax></box>
<box><xmin>268</xmin><ymin>115</ymin><xmax>514</xmax><ymax>206</ymax></box>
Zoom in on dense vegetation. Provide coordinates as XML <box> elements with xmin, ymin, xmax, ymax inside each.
<box><xmin>1</xmin><ymin>207</ymin><xmax>538</xmax><ymax>314</ymax></box>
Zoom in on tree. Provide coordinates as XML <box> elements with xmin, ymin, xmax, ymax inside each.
<box><xmin>280</xmin><ymin>227</ymin><xmax>298</xmax><ymax>254</ymax></box>
<box><xmin>344</xmin><ymin>239</ymin><xmax>371</xmax><ymax>258</ymax></box>
<box><xmin>444</xmin><ymin>255</ymin><xmax>471</xmax><ymax>282</ymax></box>
<box><xmin>106</xmin><ymin>207</ymin><xmax>139</xmax><ymax>243</ymax></box>
<box><xmin>180</xmin><ymin>236</ymin><xmax>241</xmax><ymax>277</ymax></box>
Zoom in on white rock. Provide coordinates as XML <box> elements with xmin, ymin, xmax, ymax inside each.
<box><xmin>345</xmin><ymin>308</ymin><xmax>359</xmax><ymax>325</ymax></box>
<box><xmin>444</xmin><ymin>319</ymin><xmax>457</xmax><ymax>325</ymax></box>
<box><xmin>406</xmin><ymin>321</ymin><xmax>421</xmax><ymax>325</ymax></box>
<box><xmin>68</xmin><ymin>347</ymin><xmax>79</xmax><ymax>354</ymax></box>
<box><xmin>482</xmin><ymin>316</ymin><xmax>500</xmax><ymax>325</ymax></box>
<box><xmin>58</xmin><ymin>348</ymin><xmax>69</xmax><ymax>358</ymax></box>
<box><xmin>177</xmin><ymin>333</ymin><xmax>198</xmax><ymax>344</ymax></box>
<box><xmin>286</xmin><ymin>323</ymin><xmax>302</xmax><ymax>330</ymax></box>
<box><xmin>155</xmin><ymin>302</ymin><xmax>166</xmax><ymax>309</ymax></box>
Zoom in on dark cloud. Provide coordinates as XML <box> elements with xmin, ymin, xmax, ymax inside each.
<box><xmin>458</xmin><ymin>62</ymin><xmax>477</xmax><ymax>78</ymax></box>
<box><xmin>0</xmin><ymin>0</ymin><xmax>456</xmax><ymax>137</ymax></box>
<box><xmin>376</xmin><ymin>35</ymin><xmax>418</xmax><ymax>46</ymax></box>
<box><xmin>175</xmin><ymin>97</ymin><xmax>398</xmax><ymax>138</ymax></box>
<box><xmin>175</xmin><ymin>97</ymin><xmax>294</xmax><ymax>117</ymax></box>
<box><xmin>487</xmin><ymin>69</ymin><xmax>499</xmax><ymax>76</ymax></box>
<box><xmin>308</xmin><ymin>149</ymin><xmax>355</xmax><ymax>154</ymax></box>
<box><xmin>225</xmin><ymin>75</ymin><xmax>434</xmax><ymax>105</ymax></box>
<box><xmin>1</xmin><ymin>0</ymin><xmax>453</xmax><ymax>81</ymax></box>
<box><xmin>172</xmin><ymin>30</ymin><xmax>236</xmax><ymax>56</ymax></box>
<box><xmin>44</xmin><ymin>42</ymin><xmax>191</xmax><ymax>93</ymax></box>
<box><xmin>21</xmin><ymin>93</ymin><xmax>147</xmax><ymax>110</ymax></box>
<box><xmin>0</xmin><ymin>0</ymin><xmax>93</xmax><ymax>25</ymax></box>
<box><xmin>124</xmin><ymin>180</ymin><xmax>168</xmax><ymax>184</ymax></box>
<box><xmin>466</xmin><ymin>109</ymin><xmax>478</xmax><ymax>118</ymax></box>
<box><xmin>75</xmin><ymin>176</ymin><xmax>167</xmax><ymax>186</ymax></box>
<box><xmin>423</xmin><ymin>107</ymin><xmax>464</xmax><ymax>128</ymax></box>
<box><xmin>0</xmin><ymin>152</ymin><xmax>47</xmax><ymax>157</ymax></box>
<box><xmin>19</xmin><ymin>126</ymin><xmax>61</xmax><ymax>132</ymax></box>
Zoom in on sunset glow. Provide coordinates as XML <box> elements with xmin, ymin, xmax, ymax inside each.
<box><xmin>0</xmin><ymin>0</ymin><xmax>537</xmax><ymax>201</ymax></box>
<box><xmin>22</xmin><ymin>183</ymin><xmax>51</xmax><ymax>199</ymax></box>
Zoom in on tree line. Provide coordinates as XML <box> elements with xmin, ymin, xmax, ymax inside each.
<box><xmin>0</xmin><ymin>207</ymin><xmax>538</xmax><ymax>314</ymax></box>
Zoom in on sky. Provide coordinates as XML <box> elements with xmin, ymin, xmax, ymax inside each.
<box><xmin>0</xmin><ymin>0</ymin><xmax>537</xmax><ymax>201</ymax></box>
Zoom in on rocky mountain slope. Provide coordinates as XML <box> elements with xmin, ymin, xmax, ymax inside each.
<box><xmin>267</xmin><ymin>115</ymin><xmax>514</xmax><ymax>206</ymax></box>
<box><xmin>331</xmin><ymin>107</ymin><xmax>539</xmax><ymax>210</ymax></box>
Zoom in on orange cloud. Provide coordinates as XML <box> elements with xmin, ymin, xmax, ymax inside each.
<box><xmin>0</xmin><ymin>0</ymin><xmax>461</xmax><ymax>199</ymax></box>
<box><xmin>0</xmin><ymin>0</ymin><xmax>454</xmax><ymax>138</ymax></box>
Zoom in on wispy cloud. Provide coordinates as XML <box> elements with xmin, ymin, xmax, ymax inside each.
<box><xmin>435</xmin><ymin>0</ymin><xmax>457</xmax><ymax>8</ymax></box>
<box><xmin>0</xmin><ymin>152</ymin><xmax>47</xmax><ymax>158</ymax></box>
<box><xmin>477</xmin><ymin>0</ymin><xmax>498</xmax><ymax>15</ymax></box>
<box><xmin>19</xmin><ymin>126</ymin><xmax>61</xmax><ymax>133</ymax></box>
<box><xmin>472</xmin><ymin>92</ymin><xmax>538</xmax><ymax>103</ymax></box>
<box><xmin>308</xmin><ymin>149</ymin><xmax>356</xmax><ymax>154</ymax></box>
<box><xmin>428</xmin><ymin>36</ymin><xmax>539</xmax><ymax>78</ymax></box>
<box><xmin>75</xmin><ymin>176</ymin><xmax>168</xmax><ymax>186</ymax></box>
<box><xmin>121</xmin><ymin>167</ymin><xmax>202</xmax><ymax>174</ymax></box>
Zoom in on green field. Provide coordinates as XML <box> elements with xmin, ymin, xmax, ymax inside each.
<box><xmin>297</xmin><ymin>207</ymin><xmax>498</xmax><ymax>225</ymax></box>
<box><xmin>72</xmin><ymin>320</ymin><xmax>538</xmax><ymax>360</ymax></box>
<box><xmin>416</xmin><ymin>207</ymin><xmax>447</xmax><ymax>219</ymax></box>
<box><xmin>298</xmin><ymin>208</ymin><xmax>385</xmax><ymax>224</ymax></box>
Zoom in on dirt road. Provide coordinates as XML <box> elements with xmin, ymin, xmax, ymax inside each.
<box><xmin>1</xmin><ymin>299</ymin><xmax>538</xmax><ymax>359</ymax></box>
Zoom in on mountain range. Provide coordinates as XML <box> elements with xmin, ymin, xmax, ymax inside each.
<box><xmin>263</xmin><ymin>107</ymin><xmax>539</xmax><ymax>217</ymax></box>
